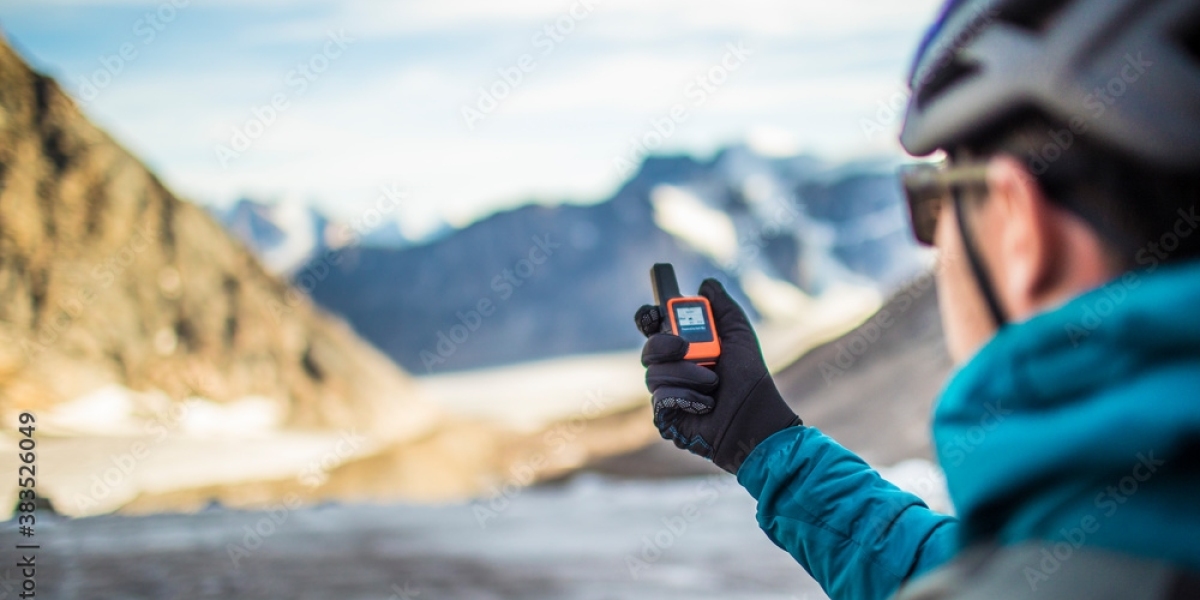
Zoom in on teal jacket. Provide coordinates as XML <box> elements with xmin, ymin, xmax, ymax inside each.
<box><xmin>738</xmin><ymin>261</ymin><xmax>1200</xmax><ymax>600</ymax></box>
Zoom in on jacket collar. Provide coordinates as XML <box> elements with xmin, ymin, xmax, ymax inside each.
<box><xmin>934</xmin><ymin>260</ymin><xmax>1200</xmax><ymax>549</ymax></box>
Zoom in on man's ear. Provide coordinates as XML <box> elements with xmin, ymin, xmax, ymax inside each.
<box><xmin>985</xmin><ymin>155</ymin><xmax>1062</xmax><ymax>315</ymax></box>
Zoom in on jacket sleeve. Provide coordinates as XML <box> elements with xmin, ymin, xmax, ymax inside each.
<box><xmin>737</xmin><ymin>425</ymin><xmax>959</xmax><ymax>600</ymax></box>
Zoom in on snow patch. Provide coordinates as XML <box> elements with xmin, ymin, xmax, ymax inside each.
<box><xmin>651</xmin><ymin>184</ymin><xmax>739</xmax><ymax>266</ymax></box>
<box><xmin>739</xmin><ymin>270</ymin><xmax>813</xmax><ymax>324</ymax></box>
<box><xmin>40</xmin><ymin>385</ymin><xmax>284</xmax><ymax>439</ymax></box>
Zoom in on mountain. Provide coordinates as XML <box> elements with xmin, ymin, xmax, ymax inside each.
<box><xmin>0</xmin><ymin>37</ymin><xmax>426</xmax><ymax>437</ymax></box>
<box><xmin>285</xmin><ymin>147</ymin><xmax>928</xmax><ymax>374</ymax></box>
<box><xmin>216</xmin><ymin>198</ymin><xmax>326</xmax><ymax>275</ymax></box>
<box><xmin>300</xmin><ymin>156</ymin><xmax>751</xmax><ymax>374</ymax></box>
<box><xmin>214</xmin><ymin>195</ymin><xmax>422</xmax><ymax>277</ymax></box>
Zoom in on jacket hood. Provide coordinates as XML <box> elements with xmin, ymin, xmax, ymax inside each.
<box><xmin>933</xmin><ymin>260</ymin><xmax>1200</xmax><ymax>568</ymax></box>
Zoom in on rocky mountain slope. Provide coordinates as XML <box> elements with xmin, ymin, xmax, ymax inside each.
<box><xmin>0</xmin><ymin>36</ymin><xmax>424</xmax><ymax>436</ymax></box>
<box><xmin>773</xmin><ymin>273</ymin><xmax>950</xmax><ymax>465</ymax></box>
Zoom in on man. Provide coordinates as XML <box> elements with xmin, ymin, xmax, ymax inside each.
<box><xmin>634</xmin><ymin>0</ymin><xmax>1200</xmax><ymax>598</ymax></box>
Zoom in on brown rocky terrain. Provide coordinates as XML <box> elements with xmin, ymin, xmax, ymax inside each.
<box><xmin>0</xmin><ymin>35</ymin><xmax>421</xmax><ymax>434</ymax></box>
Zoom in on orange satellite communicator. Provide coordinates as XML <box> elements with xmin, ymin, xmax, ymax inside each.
<box><xmin>651</xmin><ymin>264</ymin><xmax>721</xmax><ymax>366</ymax></box>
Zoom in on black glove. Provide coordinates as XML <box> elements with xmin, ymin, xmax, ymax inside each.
<box><xmin>634</xmin><ymin>279</ymin><xmax>801</xmax><ymax>474</ymax></box>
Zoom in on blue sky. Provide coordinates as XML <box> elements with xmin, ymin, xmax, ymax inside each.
<box><xmin>0</xmin><ymin>0</ymin><xmax>942</xmax><ymax>238</ymax></box>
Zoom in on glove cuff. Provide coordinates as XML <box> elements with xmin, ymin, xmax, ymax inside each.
<box><xmin>712</xmin><ymin>375</ymin><xmax>801</xmax><ymax>474</ymax></box>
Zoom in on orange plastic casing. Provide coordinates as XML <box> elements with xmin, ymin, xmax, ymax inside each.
<box><xmin>665</xmin><ymin>297</ymin><xmax>721</xmax><ymax>366</ymax></box>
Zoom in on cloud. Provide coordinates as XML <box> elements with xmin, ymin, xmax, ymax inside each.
<box><xmin>327</xmin><ymin>0</ymin><xmax>942</xmax><ymax>40</ymax></box>
<box><xmin>4</xmin><ymin>0</ymin><xmax>943</xmax><ymax>229</ymax></box>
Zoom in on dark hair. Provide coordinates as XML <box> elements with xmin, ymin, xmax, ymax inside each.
<box><xmin>959</xmin><ymin>112</ymin><xmax>1200</xmax><ymax>270</ymax></box>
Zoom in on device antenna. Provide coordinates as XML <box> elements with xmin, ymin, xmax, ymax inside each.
<box><xmin>651</xmin><ymin>263</ymin><xmax>682</xmax><ymax>306</ymax></box>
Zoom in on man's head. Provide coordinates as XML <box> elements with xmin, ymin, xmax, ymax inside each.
<box><xmin>899</xmin><ymin>0</ymin><xmax>1200</xmax><ymax>361</ymax></box>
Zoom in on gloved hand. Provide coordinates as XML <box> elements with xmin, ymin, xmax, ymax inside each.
<box><xmin>634</xmin><ymin>279</ymin><xmax>801</xmax><ymax>474</ymax></box>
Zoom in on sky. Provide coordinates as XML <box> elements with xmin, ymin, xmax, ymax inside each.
<box><xmin>0</xmin><ymin>0</ymin><xmax>942</xmax><ymax>238</ymax></box>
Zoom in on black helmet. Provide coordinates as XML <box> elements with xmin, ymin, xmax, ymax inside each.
<box><xmin>900</xmin><ymin>0</ymin><xmax>1200</xmax><ymax>170</ymax></box>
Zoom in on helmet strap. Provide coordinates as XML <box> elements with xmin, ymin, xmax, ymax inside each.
<box><xmin>952</xmin><ymin>187</ymin><xmax>1008</xmax><ymax>328</ymax></box>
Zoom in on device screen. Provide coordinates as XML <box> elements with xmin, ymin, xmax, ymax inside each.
<box><xmin>673</xmin><ymin>302</ymin><xmax>714</xmax><ymax>343</ymax></box>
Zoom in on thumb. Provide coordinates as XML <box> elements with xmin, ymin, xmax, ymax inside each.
<box><xmin>698</xmin><ymin>278</ymin><xmax>753</xmax><ymax>338</ymax></box>
<box><xmin>634</xmin><ymin>304</ymin><xmax>665</xmax><ymax>338</ymax></box>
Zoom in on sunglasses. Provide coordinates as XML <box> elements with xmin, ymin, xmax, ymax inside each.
<box><xmin>900</xmin><ymin>162</ymin><xmax>989</xmax><ymax>246</ymax></box>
